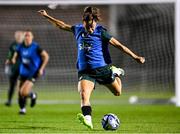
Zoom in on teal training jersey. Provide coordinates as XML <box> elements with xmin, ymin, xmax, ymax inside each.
<box><xmin>72</xmin><ymin>24</ymin><xmax>112</xmax><ymax>71</ymax></box>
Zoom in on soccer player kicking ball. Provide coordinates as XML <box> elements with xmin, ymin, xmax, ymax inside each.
<box><xmin>12</xmin><ymin>30</ymin><xmax>49</xmax><ymax>114</ymax></box>
<box><xmin>38</xmin><ymin>6</ymin><xmax>145</xmax><ymax>129</ymax></box>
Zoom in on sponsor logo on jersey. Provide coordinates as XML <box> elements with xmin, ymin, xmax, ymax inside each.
<box><xmin>79</xmin><ymin>42</ymin><xmax>92</xmax><ymax>51</ymax></box>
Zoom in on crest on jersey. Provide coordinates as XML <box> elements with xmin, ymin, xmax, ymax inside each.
<box><xmin>22</xmin><ymin>50</ymin><xmax>29</xmax><ymax>56</ymax></box>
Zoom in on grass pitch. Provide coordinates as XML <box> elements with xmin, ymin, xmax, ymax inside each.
<box><xmin>0</xmin><ymin>103</ymin><xmax>180</xmax><ymax>133</ymax></box>
<box><xmin>0</xmin><ymin>86</ymin><xmax>179</xmax><ymax>133</ymax></box>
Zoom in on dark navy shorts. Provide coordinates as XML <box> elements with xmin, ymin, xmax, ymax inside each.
<box><xmin>78</xmin><ymin>65</ymin><xmax>115</xmax><ymax>85</ymax></box>
<box><xmin>19</xmin><ymin>72</ymin><xmax>38</xmax><ymax>83</ymax></box>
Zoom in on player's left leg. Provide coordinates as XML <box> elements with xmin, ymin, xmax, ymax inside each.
<box><xmin>20</xmin><ymin>80</ymin><xmax>37</xmax><ymax>107</ymax></box>
<box><xmin>77</xmin><ymin>79</ymin><xmax>95</xmax><ymax>129</ymax></box>
<box><xmin>18</xmin><ymin>80</ymin><xmax>27</xmax><ymax>114</ymax></box>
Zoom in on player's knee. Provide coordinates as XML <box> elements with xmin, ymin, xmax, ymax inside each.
<box><xmin>20</xmin><ymin>91</ymin><xmax>26</xmax><ymax>97</ymax></box>
<box><xmin>20</xmin><ymin>88</ymin><xmax>28</xmax><ymax>97</ymax></box>
<box><xmin>114</xmin><ymin>89</ymin><xmax>122</xmax><ymax>96</ymax></box>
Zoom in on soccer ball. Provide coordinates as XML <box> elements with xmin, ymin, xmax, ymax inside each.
<box><xmin>101</xmin><ymin>113</ymin><xmax>120</xmax><ymax>130</ymax></box>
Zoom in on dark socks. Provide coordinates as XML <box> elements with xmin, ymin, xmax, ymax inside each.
<box><xmin>18</xmin><ymin>92</ymin><xmax>36</xmax><ymax>110</ymax></box>
<box><xmin>18</xmin><ymin>94</ymin><xmax>26</xmax><ymax>109</ymax></box>
<box><xmin>81</xmin><ymin>106</ymin><xmax>92</xmax><ymax>116</ymax></box>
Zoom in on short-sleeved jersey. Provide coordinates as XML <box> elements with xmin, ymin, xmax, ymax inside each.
<box><xmin>71</xmin><ymin>24</ymin><xmax>112</xmax><ymax>71</ymax></box>
<box><xmin>16</xmin><ymin>41</ymin><xmax>43</xmax><ymax>78</ymax></box>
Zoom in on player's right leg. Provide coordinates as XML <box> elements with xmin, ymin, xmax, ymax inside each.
<box><xmin>106</xmin><ymin>77</ymin><xmax>122</xmax><ymax>96</ymax></box>
<box><xmin>105</xmin><ymin>66</ymin><xmax>125</xmax><ymax>96</ymax></box>
<box><xmin>77</xmin><ymin>79</ymin><xmax>95</xmax><ymax>129</ymax></box>
<box><xmin>18</xmin><ymin>80</ymin><xmax>27</xmax><ymax>114</ymax></box>
<box><xmin>18</xmin><ymin>79</ymin><xmax>35</xmax><ymax>114</ymax></box>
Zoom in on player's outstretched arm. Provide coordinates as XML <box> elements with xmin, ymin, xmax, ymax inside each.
<box><xmin>38</xmin><ymin>10</ymin><xmax>72</xmax><ymax>32</ymax></box>
<box><xmin>109</xmin><ymin>37</ymin><xmax>145</xmax><ymax>64</ymax></box>
<box><xmin>39</xmin><ymin>50</ymin><xmax>49</xmax><ymax>76</ymax></box>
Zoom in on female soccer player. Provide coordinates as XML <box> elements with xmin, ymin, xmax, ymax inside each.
<box><xmin>38</xmin><ymin>6</ymin><xmax>145</xmax><ymax>129</ymax></box>
<box><xmin>12</xmin><ymin>30</ymin><xmax>49</xmax><ymax>114</ymax></box>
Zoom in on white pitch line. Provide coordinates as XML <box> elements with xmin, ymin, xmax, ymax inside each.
<box><xmin>0</xmin><ymin>99</ymin><xmax>127</xmax><ymax>105</ymax></box>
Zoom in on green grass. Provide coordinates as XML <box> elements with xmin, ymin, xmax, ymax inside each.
<box><xmin>0</xmin><ymin>85</ymin><xmax>178</xmax><ymax>133</ymax></box>
<box><xmin>0</xmin><ymin>104</ymin><xmax>180</xmax><ymax>133</ymax></box>
<box><xmin>0</xmin><ymin>84</ymin><xmax>174</xmax><ymax>103</ymax></box>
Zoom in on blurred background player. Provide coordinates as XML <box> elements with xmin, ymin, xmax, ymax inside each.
<box><xmin>4</xmin><ymin>31</ymin><xmax>24</xmax><ymax>106</ymax></box>
<box><xmin>12</xmin><ymin>30</ymin><xmax>49</xmax><ymax>114</ymax></box>
<box><xmin>39</xmin><ymin>6</ymin><xmax>145</xmax><ymax>129</ymax></box>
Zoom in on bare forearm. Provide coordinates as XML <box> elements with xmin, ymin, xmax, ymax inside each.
<box><xmin>40</xmin><ymin>12</ymin><xmax>72</xmax><ymax>31</ymax></box>
<box><xmin>119</xmin><ymin>44</ymin><xmax>138</xmax><ymax>59</ymax></box>
<box><xmin>40</xmin><ymin>51</ymin><xmax>49</xmax><ymax>70</ymax></box>
<box><xmin>40</xmin><ymin>57</ymin><xmax>49</xmax><ymax>70</ymax></box>
<box><xmin>110</xmin><ymin>38</ymin><xmax>138</xmax><ymax>59</ymax></box>
<box><xmin>44</xmin><ymin>15</ymin><xmax>64</xmax><ymax>28</ymax></box>
<box><xmin>110</xmin><ymin>37</ymin><xmax>145</xmax><ymax>63</ymax></box>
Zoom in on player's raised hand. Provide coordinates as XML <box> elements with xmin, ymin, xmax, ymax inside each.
<box><xmin>38</xmin><ymin>10</ymin><xmax>48</xmax><ymax>16</ymax></box>
<box><xmin>135</xmin><ymin>56</ymin><xmax>145</xmax><ymax>64</ymax></box>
